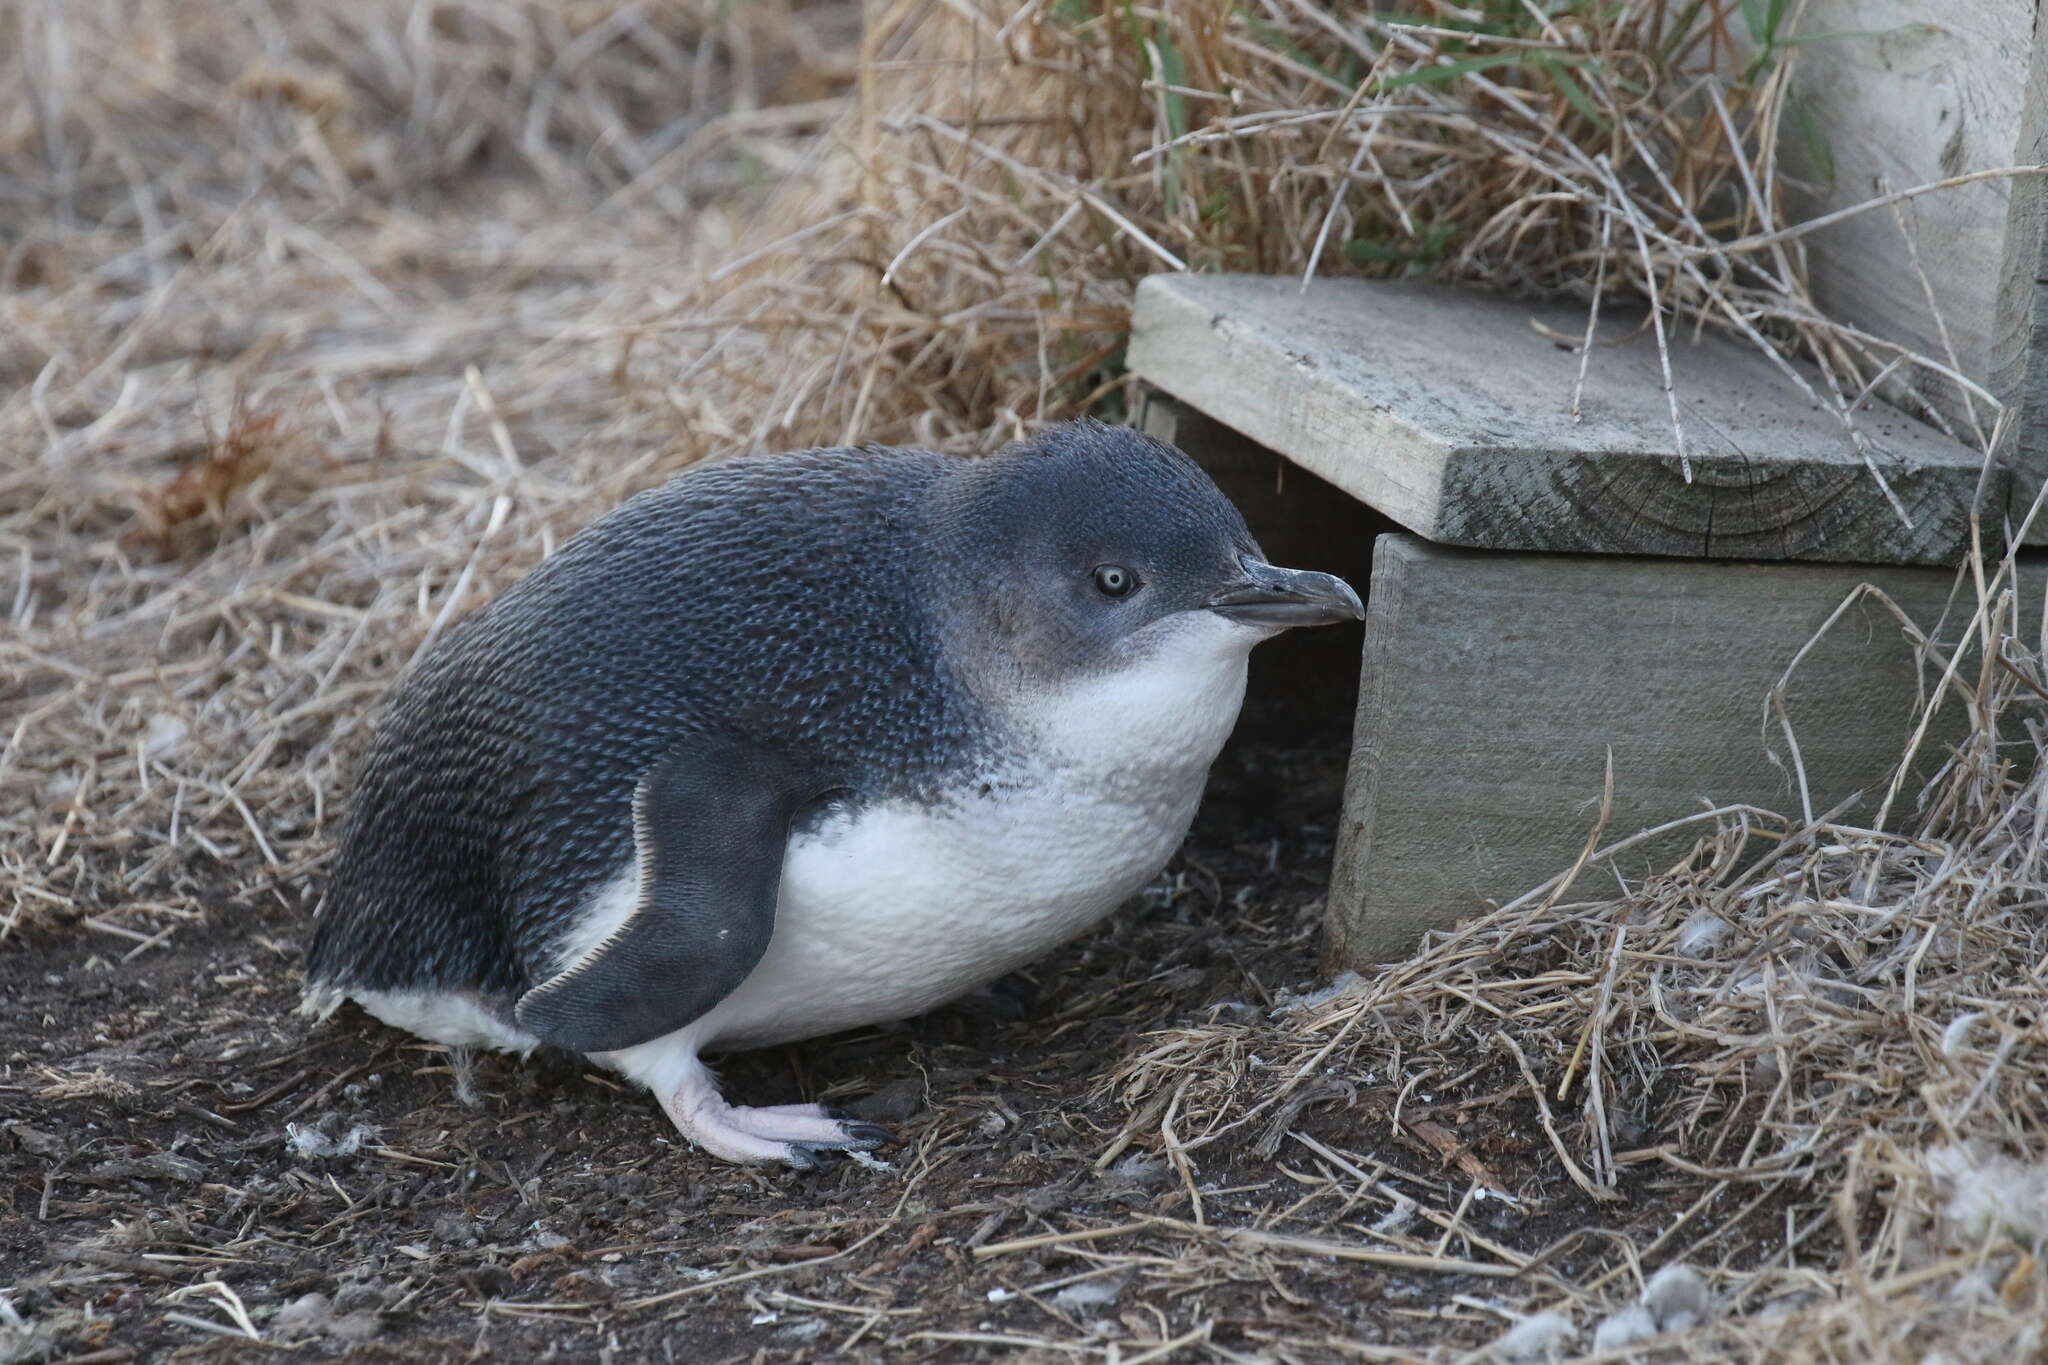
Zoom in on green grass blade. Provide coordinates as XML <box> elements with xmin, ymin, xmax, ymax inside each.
<box><xmin>1530</xmin><ymin>53</ymin><xmax>1609</xmax><ymax>129</ymax></box>
<box><xmin>1377</xmin><ymin>51</ymin><xmax>1526</xmax><ymax>91</ymax></box>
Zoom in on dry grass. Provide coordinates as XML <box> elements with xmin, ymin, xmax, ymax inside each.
<box><xmin>618</xmin><ymin>0</ymin><xmax>2035</xmax><ymax>492</ymax></box>
<box><xmin>7</xmin><ymin>0</ymin><xmax>2025</xmax><ymax>934</ymax></box>
<box><xmin>6</xmin><ymin>0</ymin><xmax>2048</xmax><ymax>1361</ymax></box>
<box><xmin>2</xmin><ymin>0</ymin><xmax>855</xmax><ymax>944</ymax></box>
<box><xmin>1099</xmin><ymin>532</ymin><xmax>2048</xmax><ymax>1358</ymax></box>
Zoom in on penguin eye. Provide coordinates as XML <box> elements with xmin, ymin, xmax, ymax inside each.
<box><xmin>1092</xmin><ymin>564</ymin><xmax>1138</xmax><ymax>599</ymax></box>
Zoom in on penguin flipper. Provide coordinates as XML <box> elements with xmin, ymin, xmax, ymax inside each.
<box><xmin>513</xmin><ymin>740</ymin><xmax>822</xmax><ymax>1053</ymax></box>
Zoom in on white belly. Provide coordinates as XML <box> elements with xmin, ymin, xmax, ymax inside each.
<box><xmin>696</xmin><ymin>771</ymin><xmax>1197</xmax><ymax>1048</ymax></box>
<box><xmin>678</xmin><ymin>611</ymin><xmax>1257</xmax><ymax>1050</ymax></box>
<box><xmin>333</xmin><ymin>770</ymin><xmax>1194</xmax><ymax>1060</ymax></box>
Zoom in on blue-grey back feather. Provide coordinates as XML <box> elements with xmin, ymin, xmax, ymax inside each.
<box><xmin>307</xmin><ymin>447</ymin><xmax>986</xmax><ymax>995</ymax></box>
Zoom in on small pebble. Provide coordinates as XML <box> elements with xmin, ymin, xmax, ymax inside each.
<box><xmin>331</xmin><ymin>1282</ymin><xmax>382</xmax><ymax>1315</ymax></box>
<box><xmin>1051</xmin><ymin>1280</ymin><xmax>1121</xmax><ymax>1311</ymax></box>
<box><xmin>1108</xmin><ymin>1154</ymin><xmax>1169</xmax><ymax>1186</ymax></box>
<box><xmin>1591</xmin><ymin>1304</ymin><xmax>1657</xmax><ymax>1350</ymax></box>
<box><xmin>1643</xmin><ymin>1263</ymin><xmax>1710</xmax><ymax>1331</ymax></box>
<box><xmin>432</xmin><ymin>1214</ymin><xmax>478</xmax><ymax>1247</ymax></box>
<box><xmin>1491</xmin><ymin>1310</ymin><xmax>1575</xmax><ymax>1362</ymax></box>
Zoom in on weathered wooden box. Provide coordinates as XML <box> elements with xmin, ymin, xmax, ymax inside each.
<box><xmin>1135</xmin><ymin>274</ymin><xmax>2029</xmax><ymax>963</ymax></box>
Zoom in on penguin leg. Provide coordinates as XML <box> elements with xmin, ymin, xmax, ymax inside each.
<box><xmin>627</xmin><ymin>1047</ymin><xmax>891</xmax><ymax>1169</ymax></box>
<box><xmin>742</xmin><ymin>1102</ymin><xmax>853</xmax><ymax>1121</ymax></box>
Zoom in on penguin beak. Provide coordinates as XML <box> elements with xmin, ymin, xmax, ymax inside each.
<box><xmin>1206</xmin><ymin>556</ymin><xmax>1365</xmax><ymax>628</ymax></box>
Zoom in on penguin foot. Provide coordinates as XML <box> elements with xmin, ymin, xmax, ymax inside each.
<box><xmin>651</xmin><ymin>1064</ymin><xmax>893</xmax><ymax>1168</ymax></box>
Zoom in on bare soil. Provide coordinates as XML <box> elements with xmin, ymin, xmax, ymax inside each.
<box><xmin>0</xmin><ymin>690</ymin><xmax>1683</xmax><ymax>1364</ymax></box>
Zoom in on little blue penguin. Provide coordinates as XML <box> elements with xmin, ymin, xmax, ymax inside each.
<box><xmin>302</xmin><ymin>420</ymin><xmax>1363</xmax><ymax>1167</ymax></box>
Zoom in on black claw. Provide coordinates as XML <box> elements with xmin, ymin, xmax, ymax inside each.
<box><xmin>820</xmin><ymin>1105</ymin><xmax>854</xmax><ymax>1121</ymax></box>
<box><xmin>777</xmin><ymin>1122</ymin><xmax>896</xmax><ymax>1170</ymax></box>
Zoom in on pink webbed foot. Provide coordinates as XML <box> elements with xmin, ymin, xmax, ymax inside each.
<box><xmin>655</xmin><ymin>1062</ymin><xmax>891</xmax><ymax>1169</ymax></box>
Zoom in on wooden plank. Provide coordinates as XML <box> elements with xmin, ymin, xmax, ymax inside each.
<box><xmin>1129</xmin><ymin>274</ymin><xmax>1988</xmax><ymax>566</ymax></box>
<box><xmin>1325</xmin><ymin>535</ymin><xmax>2035</xmax><ymax>968</ymax></box>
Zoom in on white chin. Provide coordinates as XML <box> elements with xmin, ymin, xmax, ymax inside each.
<box><xmin>1023</xmin><ymin>610</ymin><xmax>1254</xmax><ymax>767</ymax></box>
<box><xmin>1207</xmin><ymin>611</ymin><xmax>1292</xmax><ymax>641</ymax></box>
<box><xmin>1161</xmin><ymin>607</ymin><xmax>1287</xmax><ymax>649</ymax></box>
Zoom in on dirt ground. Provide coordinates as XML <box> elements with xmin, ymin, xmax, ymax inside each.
<box><xmin>0</xmin><ymin>685</ymin><xmax>1697</xmax><ymax>1364</ymax></box>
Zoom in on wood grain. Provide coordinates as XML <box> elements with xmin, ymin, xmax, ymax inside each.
<box><xmin>1130</xmin><ymin>274</ymin><xmax>1987</xmax><ymax>566</ymax></box>
<box><xmin>1782</xmin><ymin>1</ymin><xmax>2033</xmax><ymax>443</ymax></box>
<box><xmin>1990</xmin><ymin>0</ymin><xmax>2048</xmax><ymax>539</ymax></box>
<box><xmin>1325</xmin><ymin>534</ymin><xmax>2034</xmax><ymax>968</ymax></box>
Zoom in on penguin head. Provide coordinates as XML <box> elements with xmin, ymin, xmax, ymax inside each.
<box><xmin>942</xmin><ymin>420</ymin><xmax>1362</xmax><ymax>691</ymax></box>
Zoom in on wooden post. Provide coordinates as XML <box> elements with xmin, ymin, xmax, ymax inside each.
<box><xmin>1992</xmin><ymin>0</ymin><xmax>2048</xmax><ymax>532</ymax></box>
<box><xmin>1771</xmin><ymin>1</ymin><xmax>2047</xmax><ymax>530</ymax></box>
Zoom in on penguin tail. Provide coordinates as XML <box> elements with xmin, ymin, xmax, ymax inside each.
<box><xmin>297</xmin><ymin>984</ymin><xmax>348</xmax><ymax>1022</ymax></box>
